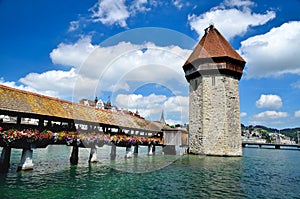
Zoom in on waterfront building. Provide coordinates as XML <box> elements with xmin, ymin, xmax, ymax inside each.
<box><xmin>162</xmin><ymin>127</ymin><xmax>188</xmax><ymax>155</ymax></box>
<box><xmin>182</xmin><ymin>25</ymin><xmax>246</xmax><ymax>156</ymax></box>
<box><xmin>79</xmin><ymin>98</ymin><xmax>96</xmax><ymax>107</ymax></box>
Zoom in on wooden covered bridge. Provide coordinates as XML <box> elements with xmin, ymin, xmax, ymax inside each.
<box><xmin>0</xmin><ymin>85</ymin><xmax>187</xmax><ymax>173</ymax></box>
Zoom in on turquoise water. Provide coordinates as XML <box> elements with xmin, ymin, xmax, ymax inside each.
<box><xmin>0</xmin><ymin>146</ymin><xmax>299</xmax><ymax>198</ymax></box>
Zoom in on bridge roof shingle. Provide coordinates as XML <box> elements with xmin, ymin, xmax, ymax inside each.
<box><xmin>0</xmin><ymin>84</ymin><xmax>164</xmax><ymax>132</ymax></box>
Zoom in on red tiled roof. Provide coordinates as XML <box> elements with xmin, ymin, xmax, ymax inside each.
<box><xmin>184</xmin><ymin>25</ymin><xmax>245</xmax><ymax>65</ymax></box>
<box><xmin>0</xmin><ymin>84</ymin><xmax>165</xmax><ymax>132</ymax></box>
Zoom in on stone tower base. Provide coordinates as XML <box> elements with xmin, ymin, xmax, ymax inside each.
<box><xmin>188</xmin><ymin>75</ymin><xmax>242</xmax><ymax>156</ymax></box>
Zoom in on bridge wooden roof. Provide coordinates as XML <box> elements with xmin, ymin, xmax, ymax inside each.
<box><xmin>0</xmin><ymin>84</ymin><xmax>164</xmax><ymax>132</ymax></box>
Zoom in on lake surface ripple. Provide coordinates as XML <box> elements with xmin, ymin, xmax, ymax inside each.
<box><xmin>0</xmin><ymin>146</ymin><xmax>299</xmax><ymax>198</ymax></box>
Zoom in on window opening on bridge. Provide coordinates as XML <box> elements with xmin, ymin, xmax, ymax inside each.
<box><xmin>21</xmin><ymin>118</ymin><xmax>39</xmax><ymax>125</ymax></box>
<box><xmin>96</xmin><ymin>126</ymin><xmax>103</xmax><ymax>132</ymax></box>
<box><xmin>0</xmin><ymin>115</ymin><xmax>17</xmax><ymax>124</ymax></box>
<box><xmin>77</xmin><ymin>124</ymin><xmax>88</xmax><ymax>130</ymax></box>
<box><xmin>111</xmin><ymin>128</ymin><xmax>118</xmax><ymax>133</ymax></box>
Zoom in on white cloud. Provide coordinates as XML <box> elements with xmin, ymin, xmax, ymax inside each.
<box><xmin>50</xmin><ymin>36</ymin><xmax>97</xmax><ymax>68</ymax></box>
<box><xmin>294</xmin><ymin>110</ymin><xmax>300</xmax><ymax>118</ymax></box>
<box><xmin>12</xmin><ymin>37</ymin><xmax>191</xmax><ymax>100</ymax></box>
<box><xmin>164</xmin><ymin>96</ymin><xmax>189</xmax><ymax>122</ymax></box>
<box><xmin>164</xmin><ymin>95</ymin><xmax>188</xmax><ymax>114</ymax></box>
<box><xmin>115</xmin><ymin>93</ymin><xmax>163</xmax><ymax>119</ymax></box>
<box><xmin>130</xmin><ymin>0</ymin><xmax>151</xmax><ymax>14</ymax></box>
<box><xmin>291</xmin><ymin>81</ymin><xmax>300</xmax><ymax>89</ymax></box>
<box><xmin>89</xmin><ymin>0</ymin><xmax>130</xmax><ymax>27</ymax></box>
<box><xmin>68</xmin><ymin>21</ymin><xmax>80</xmax><ymax>32</ymax></box>
<box><xmin>115</xmin><ymin>93</ymin><xmax>167</xmax><ymax>109</ymax></box>
<box><xmin>54</xmin><ymin>39</ymin><xmax>191</xmax><ymax>95</ymax></box>
<box><xmin>95</xmin><ymin>43</ymin><xmax>190</xmax><ymax>93</ymax></box>
<box><xmin>172</xmin><ymin>0</ymin><xmax>184</xmax><ymax>10</ymax></box>
<box><xmin>240</xmin><ymin>21</ymin><xmax>300</xmax><ymax>78</ymax></box>
<box><xmin>20</xmin><ymin>68</ymin><xmax>76</xmax><ymax>89</ymax></box>
<box><xmin>89</xmin><ymin>0</ymin><xmax>154</xmax><ymax>28</ymax></box>
<box><xmin>188</xmin><ymin>0</ymin><xmax>275</xmax><ymax>40</ymax></box>
<box><xmin>240</xmin><ymin>112</ymin><xmax>247</xmax><ymax>117</ymax></box>
<box><xmin>1</xmin><ymin>68</ymin><xmax>99</xmax><ymax>99</ymax></box>
<box><xmin>0</xmin><ymin>78</ymin><xmax>59</xmax><ymax>97</ymax></box>
<box><xmin>249</xmin><ymin>120</ymin><xmax>286</xmax><ymax>127</ymax></box>
<box><xmin>19</xmin><ymin>68</ymin><xmax>79</xmax><ymax>98</ymax></box>
<box><xmin>115</xmin><ymin>93</ymin><xmax>189</xmax><ymax>123</ymax></box>
<box><xmin>222</xmin><ymin>0</ymin><xmax>254</xmax><ymax>8</ymax></box>
<box><xmin>255</xmin><ymin>94</ymin><xmax>282</xmax><ymax>109</ymax></box>
<box><xmin>254</xmin><ymin>111</ymin><xmax>288</xmax><ymax>119</ymax></box>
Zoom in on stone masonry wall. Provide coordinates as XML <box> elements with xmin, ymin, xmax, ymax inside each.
<box><xmin>188</xmin><ymin>75</ymin><xmax>242</xmax><ymax>156</ymax></box>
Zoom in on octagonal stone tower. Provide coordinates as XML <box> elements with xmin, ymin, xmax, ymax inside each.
<box><xmin>183</xmin><ymin>25</ymin><xmax>246</xmax><ymax>156</ymax></box>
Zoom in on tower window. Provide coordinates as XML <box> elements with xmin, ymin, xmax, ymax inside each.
<box><xmin>212</xmin><ymin>76</ymin><xmax>216</xmax><ymax>86</ymax></box>
<box><xmin>194</xmin><ymin>79</ymin><xmax>198</xmax><ymax>90</ymax></box>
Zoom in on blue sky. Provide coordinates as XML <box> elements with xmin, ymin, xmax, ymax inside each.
<box><xmin>1</xmin><ymin>0</ymin><xmax>300</xmax><ymax>129</ymax></box>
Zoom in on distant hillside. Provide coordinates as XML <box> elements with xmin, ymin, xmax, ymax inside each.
<box><xmin>280</xmin><ymin>128</ymin><xmax>300</xmax><ymax>143</ymax></box>
<box><xmin>241</xmin><ymin>124</ymin><xmax>300</xmax><ymax>143</ymax></box>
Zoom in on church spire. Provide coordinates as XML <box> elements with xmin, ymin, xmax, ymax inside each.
<box><xmin>160</xmin><ymin>109</ymin><xmax>166</xmax><ymax>124</ymax></box>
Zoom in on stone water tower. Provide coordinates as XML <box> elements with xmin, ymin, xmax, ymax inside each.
<box><xmin>182</xmin><ymin>25</ymin><xmax>246</xmax><ymax>156</ymax></box>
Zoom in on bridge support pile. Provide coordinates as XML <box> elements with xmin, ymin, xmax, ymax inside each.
<box><xmin>89</xmin><ymin>146</ymin><xmax>98</xmax><ymax>163</ymax></box>
<box><xmin>0</xmin><ymin>147</ymin><xmax>11</xmax><ymax>173</ymax></box>
<box><xmin>70</xmin><ymin>145</ymin><xmax>79</xmax><ymax>165</ymax></box>
<box><xmin>134</xmin><ymin>145</ymin><xmax>138</xmax><ymax>157</ymax></box>
<box><xmin>125</xmin><ymin>146</ymin><xmax>133</xmax><ymax>158</ymax></box>
<box><xmin>110</xmin><ymin>145</ymin><xmax>117</xmax><ymax>160</ymax></box>
<box><xmin>148</xmin><ymin>145</ymin><xmax>155</xmax><ymax>156</ymax></box>
<box><xmin>17</xmin><ymin>148</ymin><xmax>34</xmax><ymax>171</ymax></box>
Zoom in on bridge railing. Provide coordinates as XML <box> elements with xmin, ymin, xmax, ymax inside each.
<box><xmin>0</xmin><ymin>126</ymin><xmax>164</xmax><ymax>149</ymax></box>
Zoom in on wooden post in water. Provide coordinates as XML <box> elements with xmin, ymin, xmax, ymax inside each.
<box><xmin>110</xmin><ymin>145</ymin><xmax>116</xmax><ymax>160</ymax></box>
<box><xmin>148</xmin><ymin>145</ymin><xmax>154</xmax><ymax>156</ymax></box>
<box><xmin>70</xmin><ymin>145</ymin><xmax>79</xmax><ymax>165</ymax></box>
<box><xmin>125</xmin><ymin>146</ymin><xmax>132</xmax><ymax>158</ymax></box>
<box><xmin>88</xmin><ymin>146</ymin><xmax>98</xmax><ymax>163</ymax></box>
<box><xmin>134</xmin><ymin>145</ymin><xmax>138</xmax><ymax>157</ymax></box>
<box><xmin>17</xmin><ymin>148</ymin><xmax>34</xmax><ymax>171</ymax></box>
<box><xmin>0</xmin><ymin>147</ymin><xmax>11</xmax><ymax>173</ymax></box>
